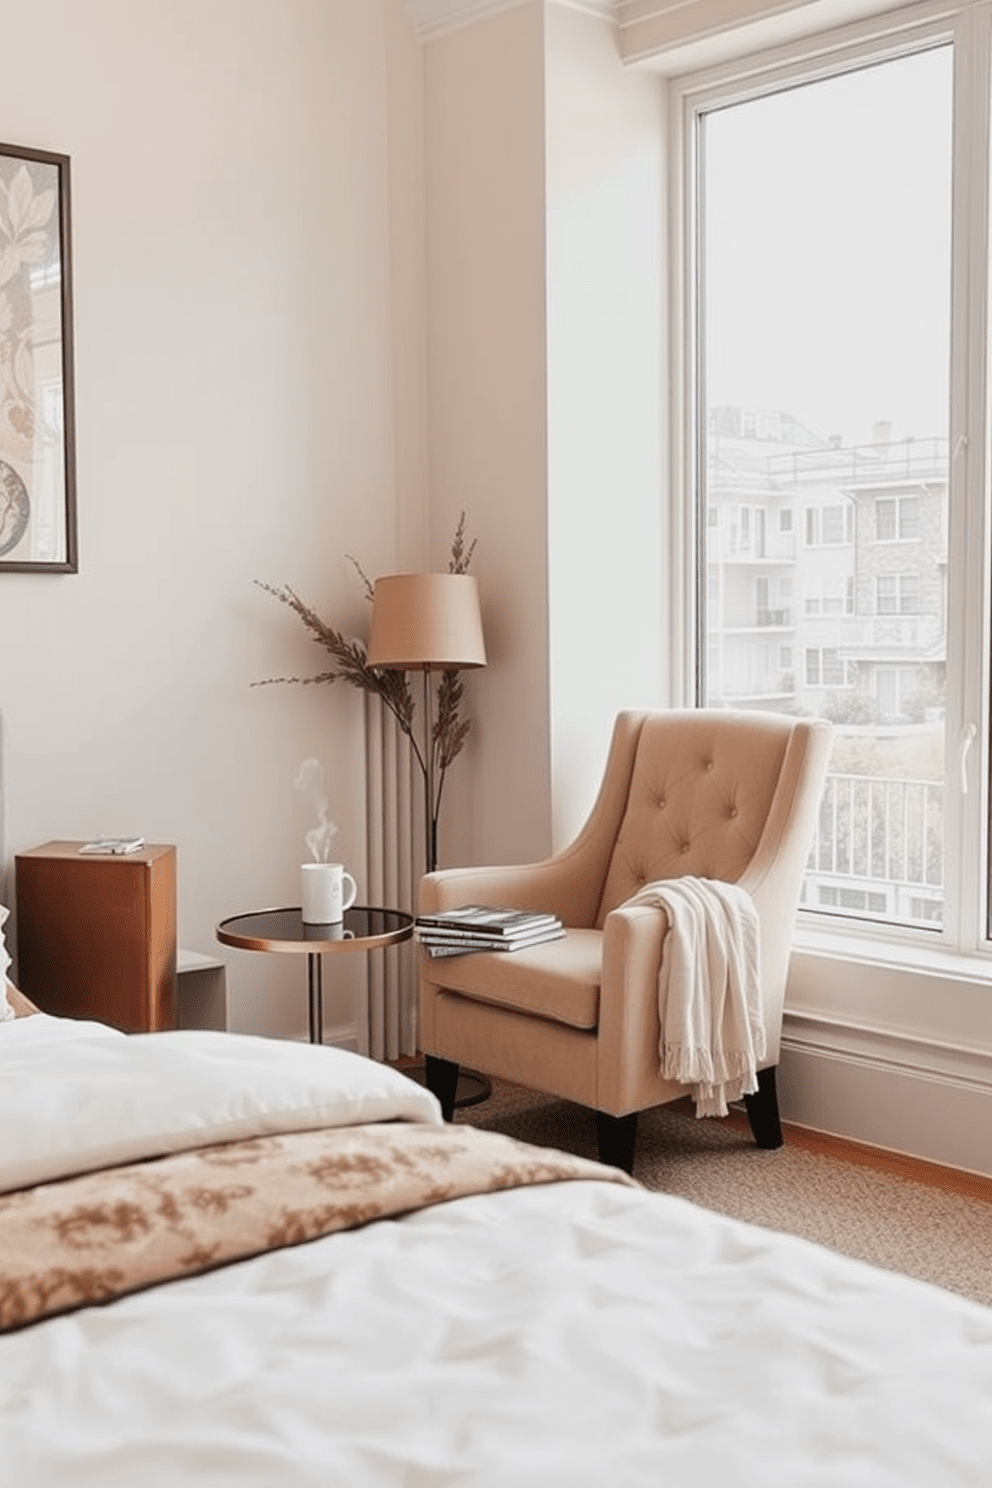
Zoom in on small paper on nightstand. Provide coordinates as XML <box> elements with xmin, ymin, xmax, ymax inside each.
<box><xmin>79</xmin><ymin>837</ymin><xmax>145</xmax><ymax>855</ymax></box>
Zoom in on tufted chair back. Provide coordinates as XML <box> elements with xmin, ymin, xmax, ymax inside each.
<box><xmin>595</xmin><ymin>710</ymin><xmax>792</xmax><ymax>927</ymax></box>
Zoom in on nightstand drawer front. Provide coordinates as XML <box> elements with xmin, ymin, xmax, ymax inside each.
<box><xmin>15</xmin><ymin>842</ymin><xmax>177</xmax><ymax>1032</ymax></box>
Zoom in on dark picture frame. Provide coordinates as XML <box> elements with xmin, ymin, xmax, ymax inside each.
<box><xmin>0</xmin><ymin>142</ymin><xmax>76</xmax><ymax>573</ymax></box>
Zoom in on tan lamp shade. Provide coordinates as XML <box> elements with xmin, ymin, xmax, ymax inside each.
<box><xmin>367</xmin><ymin>573</ymin><xmax>486</xmax><ymax>672</ymax></box>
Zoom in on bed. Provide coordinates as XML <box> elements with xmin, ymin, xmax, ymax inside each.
<box><xmin>2</xmin><ymin>983</ymin><xmax>991</xmax><ymax>1486</ymax></box>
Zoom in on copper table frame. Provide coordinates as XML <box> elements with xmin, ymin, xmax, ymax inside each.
<box><xmin>216</xmin><ymin>906</ymin><xmax>414</xmax><ymax>1048</ymax></box>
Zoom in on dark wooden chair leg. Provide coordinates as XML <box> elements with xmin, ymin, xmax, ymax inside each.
<box><xmin>424</xmin><ymin>1055</ymin><xmax>460</xmax><ymax>1123</ymax></box>
<box><xmin>744</xmin><ymin>1065</ymin><xmax>783</xmax><ymax>1149</ymax></box>
<box><xmin>596</xmin><ymin>1111</ymin><xmax>638</xmax><ymax>1174</ymax></box>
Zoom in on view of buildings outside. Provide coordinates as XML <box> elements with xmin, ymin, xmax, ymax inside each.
<box><xmin>697</xmin><ymin>45</ymin><xmax>952</xmax><ymax>929</ymax></box>
<box><xmin>702</xmin><ymin>407</ymin><xmax>947</xmax><ymax>926</ymax></box>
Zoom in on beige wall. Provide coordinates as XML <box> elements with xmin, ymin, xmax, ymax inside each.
<box><xmin>0</xmin><ymin>0</ymin><xmax>424</xmax><ymax>1038</ymax></box>
<box><xmin>424</xmin><ymin>2</ymin><xmax>553</xmax><ymax>869</ymax></box>
<box><xmin>545</xmin><ymin>3</ymin><xmax>667</xmax><ymax>848</ymax></box>
<box><xmin>422</xmin><ymin>2</ymin><xmax>670</xmax><ymax>868</ymax></box>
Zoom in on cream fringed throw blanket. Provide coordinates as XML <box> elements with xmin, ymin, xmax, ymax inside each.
<box><xmin>626</xmin><ymin>877</ymin><xmax>765</xmax><ymax>1117</ymax></box>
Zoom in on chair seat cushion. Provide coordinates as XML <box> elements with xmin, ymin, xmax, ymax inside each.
<box><xmin>426</xmin><ymin>928</ymin><xmax>602</xmax><ymax>1031</ymax></box>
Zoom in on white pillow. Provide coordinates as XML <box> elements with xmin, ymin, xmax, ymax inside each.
<box><xmin>0</xmin><ymin>905</ymin><xmax>13</xmax><ymax>1022</ymax></box>
<box><xmin>0</xmin><ymin>1028</ymin><xmax>443</xmax><ymax>1192</ymax></box>
<box><xmin>0</xmin><ymin>1010</ymin><xmax>123</xmax><ymax>1048</ymax></box>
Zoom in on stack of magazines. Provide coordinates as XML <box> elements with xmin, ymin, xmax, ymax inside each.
<box><xmin>415</xmin><ymin>904</ymin><xmax>565</xmax><ymax>958</ymax></box>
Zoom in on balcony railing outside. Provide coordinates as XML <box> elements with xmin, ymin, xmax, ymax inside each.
<box><xmin>708</xmin><ymin>533</ymin><xmax>798</xmax><ymax>562</ymax></box>
<box><xmin>708</xmin><ymin>607</ymin><xmax>794</xmax><ymax>630</ymax></box>
<box><xmin>766</xmin><ymin>437</ymin><xmax>949</xmax><ymax>487</ymax></box>
<box><xmin>837</xmin><ymin>615</ymin><xmax>945</xmax><ymax>654</ymax></box>
<box><xmin>806</xmin><ymin>771</ymin><xmax>944</xmax><ymax>926</ymax></box>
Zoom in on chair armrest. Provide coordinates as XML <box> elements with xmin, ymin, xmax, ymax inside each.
<box><xmin>595</xmin><ymin>904</ymin><xmax>668</xmax><ymax>1112</ymax></box>
<box><xmin>597</xmin><ymin>879</ymin><xmax>790</xmax><ymax>1112</ymax></box>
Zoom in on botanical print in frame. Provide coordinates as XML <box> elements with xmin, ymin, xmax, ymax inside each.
<box><xmin>0</xmin><ymin>143</ymin><xmax>75</xmax><ymax>572</ymax></box>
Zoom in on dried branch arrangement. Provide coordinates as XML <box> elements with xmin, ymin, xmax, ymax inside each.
<box><xmin>254</xmin><ymin>515</ymin><xmax>478</xmax><ymax>866</ymax></box>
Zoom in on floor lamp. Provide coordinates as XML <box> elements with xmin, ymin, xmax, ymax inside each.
<box><xmin>367</xmin><ymin>572</ymin><xmax>490</xmax><ymax>1106</ymax></box>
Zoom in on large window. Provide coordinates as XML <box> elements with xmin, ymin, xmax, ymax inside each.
<box><xmin>676</xmin><ymin>10</ymin><xmax>991</xmax><ymax>946</ymax></box>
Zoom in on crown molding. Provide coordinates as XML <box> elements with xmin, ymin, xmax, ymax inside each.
<box><xmin>406</xmin><ymin>0</ymin><xmax>620</xmax><ymax>42</ymax></box>
<box><xmin>561</xmin><ymin>0</ymin><xmax>622</xmax><ymax>16</ymax></box>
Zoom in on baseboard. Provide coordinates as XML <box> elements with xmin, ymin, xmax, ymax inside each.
<box><xmin>779</xmin><ymin>1010</ymin><xmax>992</xmax><ymax>1180</ymax></box>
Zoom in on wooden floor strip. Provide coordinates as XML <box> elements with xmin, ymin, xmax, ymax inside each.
<box><xmin>723</xmin><ymin>1106</ymin><xmax>992</xmax><ymax>1204</ymax></box>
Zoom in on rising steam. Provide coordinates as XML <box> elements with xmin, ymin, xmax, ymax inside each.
<box><xmin>294</xmin><ymin>757</ymin><xmax>338</xmax><ymax>862</ymax></box>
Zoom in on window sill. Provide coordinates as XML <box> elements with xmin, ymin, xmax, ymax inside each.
<box><xmin>792</xmin><ymin>916</ymin><xmax>992</xmax><ymax>989</ymax></box>
<box><xmin>787</xmin><ymin>915</ymin><xmax>992</xmax><ymax>1062</ymax></box>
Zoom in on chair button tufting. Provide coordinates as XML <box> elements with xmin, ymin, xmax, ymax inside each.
<box><xmin>680</xmin><ymin>841</ymin><xmax>690</xmax><ymax>855</ymax></box>
<box><xmin>730</xmin><ymin>806</ymin><xmax>739</xmax><ymax>819</ymax></box>
<box><xmin>704</xmin><ymin>760</ymin><xmax>715</xmax><ymax>773</ymax></box>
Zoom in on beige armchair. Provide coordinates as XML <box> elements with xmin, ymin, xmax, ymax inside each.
<box><xmin>420</xmin><ymin>709</ymin><xmax>833</xmax><ymax>1172</ymax></box>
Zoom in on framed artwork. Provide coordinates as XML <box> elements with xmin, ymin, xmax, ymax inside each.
<box><xmin>0</xmin><ymin>142</ymin><xmax>76</xmax><ymax>573</ymax></box>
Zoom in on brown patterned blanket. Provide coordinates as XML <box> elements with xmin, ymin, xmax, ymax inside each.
<box><xmin>1</xmin><ymin>1120</ymin><xmax>632</xmax><ymax>1332</ymax></box>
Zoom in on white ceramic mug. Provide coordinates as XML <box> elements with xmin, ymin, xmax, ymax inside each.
<box><xmin>300</xmin><ymin>862</ymin><xmax>358</xmax><ymax>925</ymax></box>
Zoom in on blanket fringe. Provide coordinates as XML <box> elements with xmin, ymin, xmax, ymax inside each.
<box><xmin>661</xmin><ymin>1043</ymin><xmax>765</xmax><ymax>1091</ymax></box>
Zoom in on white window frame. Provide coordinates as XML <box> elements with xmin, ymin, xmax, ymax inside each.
<box><xmin>875</xmin><ymin>496</ymin><xmax>898</xmax><ymax>540</ymax></box>
<box><xmin>875</xmin><ymin>664</ymin><xmax>919</xmax><ymax>718</ymax></box>
<box><xmin>804</xmin><ymin>645</ymin><xmax>854</xmax><ymax>688</ymax></box>
<box><xmin>899</xmin><ymin>494</ymin><xmax>922</xmax><ymax>539</ymax></box>
<box><xmin>875</xmin><ymin>492</ymin><xmax>923</xmax><ymax>541</ymax></box>
<box><xmin>875</xmin><ymin>573</ymin><xmax>920</xmax><ymax>615</ymax></box>
<box><xmin>821</xmin><ymin>503</ymin><xmax>849</xmax><ymax>545</ymax></box>
<box><xmin>804</xmin><ymin>507</ymin><xmax>819</xmax><ymax>546</ymax></box>
<box><xmin>668</xmin><ymin>0</ymin><xmax>992</xmax><ymax>960</ymax></box>
<box><xmin>804</xmin><ymin>500</ymin><xmax>854</xmax><ymax>545</ymax></box>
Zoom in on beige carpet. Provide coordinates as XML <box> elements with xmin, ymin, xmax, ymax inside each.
<box><xmin>455</xmin><ymin>1079</ymin><xmax>992</xmax><ymax>1308</ymax></box>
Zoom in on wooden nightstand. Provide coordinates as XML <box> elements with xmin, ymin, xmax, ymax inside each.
<box><xmin>15</xmin><ymin>840</ymin><xmax>177</xmax><ymax>1032</ymax></box>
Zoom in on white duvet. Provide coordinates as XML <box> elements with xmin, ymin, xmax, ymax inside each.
<box><xmin>2</xmin><ymin>1017</ymin><xmax>991</xmax><ymax>1487</ymax></box>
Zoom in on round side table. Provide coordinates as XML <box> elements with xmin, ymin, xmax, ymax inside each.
<box><xmin>216</xmin><ymin>906</ymin><xmax>413</xmax><ymax>1048</ymax></box>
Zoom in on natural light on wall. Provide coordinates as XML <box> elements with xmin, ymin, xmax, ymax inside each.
<box><xmin>695</xmin><ymin>46</ymin><xmax>953</xmax><ymax>931</ymax></box>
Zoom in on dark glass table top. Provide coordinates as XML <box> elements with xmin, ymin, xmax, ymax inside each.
<box><xmin>216</xmin><ymin>906</ymin><xmax>414</xmax><ymax>954</ymax></box>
